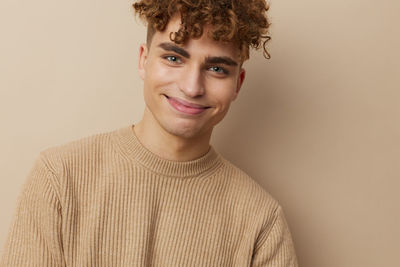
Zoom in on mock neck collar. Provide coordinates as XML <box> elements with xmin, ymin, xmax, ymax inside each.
<box><xmin>111</xmin><ymin>124</ymin><xmax>223</xmax><ymax>178</ymax></box>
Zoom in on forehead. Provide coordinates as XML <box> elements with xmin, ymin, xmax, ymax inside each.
<box><xmin>150</xmin><ymin>14</ymin><xmax>241</xmax><ymax>61</ymax></box>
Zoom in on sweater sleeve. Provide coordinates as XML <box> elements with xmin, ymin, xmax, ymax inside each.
<box><xmin>0</xmin><ymin>154</ymin><xmax>66</xmax><ymax>267</ymax></box>
<box><xmin>251</xmin><ymin>205</ymin><xmax>299</xmax><ymax>267</ymax></box>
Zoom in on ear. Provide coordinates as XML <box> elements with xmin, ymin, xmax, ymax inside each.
<box><xmin>138</xmin><ymin>43</ymin><xmax>149</xmax><ymax>80</ymax></box>
<box><xmin>232</xmin><ymin>67</ymin><xmax>246</xmax><ymax>101</ymax></box>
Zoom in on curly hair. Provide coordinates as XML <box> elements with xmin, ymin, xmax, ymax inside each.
<box><xmin>132</xmin><ymin>0</ymin><xmax>271</xmax><ymax>62</ymax></box>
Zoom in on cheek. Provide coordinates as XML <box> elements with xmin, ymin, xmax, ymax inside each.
<box><xmin>208</xmin><ymin>80</ymin><xmax>237</xmax><ymax>106</ymax></box>
<box><xmin>145</xmin><ymin>61</ymin><xmax>177</xmax><ymax>90</ymax></box>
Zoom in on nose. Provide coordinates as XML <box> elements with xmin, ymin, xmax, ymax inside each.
<box><xmin>178</xmin><ymin>65</ymin><xmax>205</xmax><ymax>97</ymax></box>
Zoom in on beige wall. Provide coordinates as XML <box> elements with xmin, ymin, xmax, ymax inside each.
<box><xmin>1</xmin><ymin>0</ymin><xmax>399</xmax><ymax>266</ymax></box>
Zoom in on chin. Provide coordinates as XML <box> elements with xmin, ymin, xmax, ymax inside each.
<box><xmin>161</xmin><ymin>120</ymin><xmax>206</xmax><ymax>139</ymax></box>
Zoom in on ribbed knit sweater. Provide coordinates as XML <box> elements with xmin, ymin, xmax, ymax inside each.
<box><xmin>0</xmin><ymin>124</ymin><xmax>298</xmax><ymax>266</ymax></box>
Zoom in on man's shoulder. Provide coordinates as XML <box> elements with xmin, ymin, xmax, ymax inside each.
<box><xmin>217</xmin><ymin>154</ymin><xmax>281</xmax><ymax>213</ymax></box>
<box><xmin>37</xmin><ymin>127</ymin><xmax>118</xmax><ymax>174</ymax></box>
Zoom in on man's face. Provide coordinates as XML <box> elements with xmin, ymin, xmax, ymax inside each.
<box><xmin>138</xmin><ymin>13</ymin><xmax>246</xmax><ymax>139</ymax></box>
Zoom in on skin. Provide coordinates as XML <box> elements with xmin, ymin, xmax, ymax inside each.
<box><xmin>134</xmin><ymin>12</ymin><xmax>246</xmax><ymax>161</ymax></box>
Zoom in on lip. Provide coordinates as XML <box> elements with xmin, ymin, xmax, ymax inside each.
<box><xmin>164</xmin><ymin>95</ymin><xmax>210</xmax><ymax>115</ymax></box>
<box><xmin>165</xmin><ymin>95</ymin><xmax>210</xmax><ymax>108</ymax></box>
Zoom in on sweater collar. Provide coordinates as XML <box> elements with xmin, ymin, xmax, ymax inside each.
<box><xmin>111</xmin><ymin>124</ymin><xmax>223</xmax><ymax>178</ymax></box>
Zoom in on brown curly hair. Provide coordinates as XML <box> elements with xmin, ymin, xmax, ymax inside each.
<box><xmin>132</xmin><ymin>0</ymin><xmax>271</xmax><ymax>62</ymax></box>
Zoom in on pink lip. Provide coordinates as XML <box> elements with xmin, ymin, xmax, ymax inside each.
<box><xmin>167</xmin><ymin>96</ymin><xmax>209</xmax><ymax>108</ymax></box>
<box><xmin>165</xmin><ymin>95</ymin><xmax>209</xmax><ymax>115</ymax></box>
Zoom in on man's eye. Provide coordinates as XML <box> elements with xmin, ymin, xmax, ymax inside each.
<box><xmin>164</xmin><ymin>55</ymin><xmax>182</xmax><ymax>63</ymax></box>
<box><xmin>209</xmin><ymin>66</ymin><xmax>228</xmax><ymax>74</ymax></box>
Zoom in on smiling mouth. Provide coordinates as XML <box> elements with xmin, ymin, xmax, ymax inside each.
<box><xmin>163</xmin><ymin>94</ymin><xmax>211</xmax><ymax>109</ymax></box>
<box><xmin>163</xmin><ymin>94</ymin><xmax>212</xmax><ymax>115</ymax></box>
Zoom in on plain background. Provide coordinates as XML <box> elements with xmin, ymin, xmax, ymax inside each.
<box><xmin>1</xmin><ymin>0</ymin><xmax>399</xmax><ymax>266</ymax></box>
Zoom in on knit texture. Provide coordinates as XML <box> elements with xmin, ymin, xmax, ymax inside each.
<box><xmin>0</xmin><ymin>124</ymin><xmax>298</xmax><ymax>266</ymax></box>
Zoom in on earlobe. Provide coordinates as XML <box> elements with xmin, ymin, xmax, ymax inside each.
<box><xmin>138</xmin><ymin>43</ymin><xmax>148</xmax><ymax>80</ymax></box>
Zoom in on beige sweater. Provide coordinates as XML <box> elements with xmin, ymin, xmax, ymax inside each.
<box><xmin>0</xmin><ymin>124</ymin><xmax>298</xmax><ymax>266</ymax></box>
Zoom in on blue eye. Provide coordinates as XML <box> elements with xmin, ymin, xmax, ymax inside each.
<box><xmin>165</xmin><ymin>55</ymin><xmax>182</xmax><ymax>63</ymax></box>
<box><xmin>209</xmin><ymin>66</ymin><xmax>228</xmax><ymax>74</ymax></box>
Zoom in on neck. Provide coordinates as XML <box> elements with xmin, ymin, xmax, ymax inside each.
<box><xmin>133</xmin><ymin>108</ymin><xmax>212</xmax><ymax>161</ymax></box>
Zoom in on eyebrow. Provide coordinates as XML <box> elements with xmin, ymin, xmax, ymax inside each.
<box><xmin>157</xmin><ymin>42</ymin><xmax>238</xmax><ymax>67</ymax></box>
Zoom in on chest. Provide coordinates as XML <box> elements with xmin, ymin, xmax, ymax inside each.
<box><xmin>60</xmin><ymin>174</ymin><xmax>259</xmax><ymax>266</ymax></box>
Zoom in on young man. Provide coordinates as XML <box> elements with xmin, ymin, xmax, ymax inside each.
<box><xmin>1</xmin><ymin>1</ymin><xmax>298</xmax><ymax>266</ymax></box>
